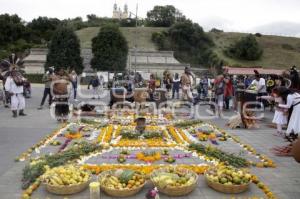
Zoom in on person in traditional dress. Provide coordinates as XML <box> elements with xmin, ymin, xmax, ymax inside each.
<box><xmin>181</xmin><ymin>67</ymin><xmax>193</xmax><ymax>102</ymax></box>
<box><xmin>277</xmin><ymin>87</ymin><xmax>300</xmax><ymax>141</ymax></box>
<box><xmin>4</xmin><ymin>66</ymin><xmax>26</xmax><ymax>117</ymax></box>
<box><xmin>51</xmin><ymin>68</ymin><xmax>71</xmax><ymax>122</ymax></box>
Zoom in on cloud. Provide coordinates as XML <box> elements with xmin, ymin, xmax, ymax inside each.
<box><xmin>251</xmin><ymin>22</ymin><xmax>300</xmax><ymax>37</ymax></box>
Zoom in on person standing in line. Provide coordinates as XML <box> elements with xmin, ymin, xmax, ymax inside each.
<box><xmin>202</xmin><ymin>76</ymin><xmax>209</xmax><ymax>99</ymax></box>
<box><xmin>38</xmin><ymin>67</ymin><xmax>54</xmax><ymax>109</ymax></box>
<box><xmin>172</xmin><ymin>73</ymin><xmax>180</xmax><ymax>99</ymax></box>
<box><xmin>148</xmin><ymin>74</ymin><xmax>156</xmax><ymax>101</ymax></box>
<box><xmin>224</xmin><ymin>75</ymin><xmax>233</xmax><ymax>110</ymax></box>
<box><xmin>88</xmin><ymin>75</ymin><xmax>100</xmax><ymax>99</ymax></box>
<box><xmin>214</xmin><ymin>75</ymin><xmax>225</xmax><ymax>117</ymax></box>
<box><xmin>70</xmin><ymin>70</ymin><xmax>78</xmax><ymax>100</ymax></box>
<box><xmin>5</xmin><ymin>66</ymin><xmax>27</xmax><ymax>118</ymax></box>
<box><xmin>244</xmin><ymin>75</ymin><xmax>252</xmax><ymax>89</ymax></box>
<box><xmin>181</xmin><ymin>67</ymin><xmax>193</xmax><ymax>102</ymax></box>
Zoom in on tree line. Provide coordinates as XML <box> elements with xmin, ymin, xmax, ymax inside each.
<box><xmin>1</xmin><ymin>5</ymin><xmax>263</xmax><ymax>73</ymax></box>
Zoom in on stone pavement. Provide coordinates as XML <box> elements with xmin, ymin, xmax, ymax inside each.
<box><xmin>0</xmin><ymin>84</ymin><xmax>299</xmax><ymax>199</ymax></box>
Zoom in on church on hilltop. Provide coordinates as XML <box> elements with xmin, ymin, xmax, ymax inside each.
<box><xmin>112</xmin><ymin>2</ymin><xmax>128</xmax><ymax>19</ymax></box>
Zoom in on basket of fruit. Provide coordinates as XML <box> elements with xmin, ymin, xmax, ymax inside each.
<box><xmin>98</xmin><ymin>169</ymin><xmax>146</xmax><ymax>197</ymax></box>
<box><xmin>150</xmin><ymin>167</ymin><xmax>198</xmax><ymax>196</ymax></box>
<box><xmin>42</xmin><ymin>165</ymin><xmax>91</xmax><ymax>195</ymax></box>
<box><xmin>204</xmin><ymin>166</ymin><xmax>251</xmax><ymax>194</ymax></box>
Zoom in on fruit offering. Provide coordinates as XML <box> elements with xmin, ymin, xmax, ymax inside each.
<box><xmin>205</xmin><ymin>166</ymin><xmax>251</xmax><ymax>186</ymax></box>
<box><xmin>164</xmin><ymin>156</ymin><xmax>176</xmax><ymax>163</ymax></box>
<box><xmin>43</xmin><ymin>165</ymin><xmax>90</xmax><ymax>186</ymax></box>
<box><xmin>152</xmin><ymin>168</ymin><xmax>196</xmax><ymax>188</ymax></box>
<box><xmin>99</xmin><ymin>169</ymin><xmax>145</xmax><ymax>190</ymax></box>
<box><xmin>49</xmin><ymin>140</ymin><xmax>61</xmax><ymax>146</ymax></box>
<box><xmin>117</xmin><ymin>155</ymin><xmax>126</xmax><ymax>163</ymax></box>
<box><xmin>120</xmin><ymin>150</ymin><xmax>130</xmax><ymax>155</ymax></box>
<box><xmin>162</xmin><ymin>149</ymin><xmax>169</xmax><ymax>155</ymax></box>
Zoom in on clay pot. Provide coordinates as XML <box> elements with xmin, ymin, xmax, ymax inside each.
<box><xmin>292</xmin><ymin>138</ymin><xmax>300</xmax><ymax>163</ymax></box>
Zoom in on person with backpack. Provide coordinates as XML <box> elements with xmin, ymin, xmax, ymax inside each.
<box><xmin>4</xmin><ymin>66</ymin><xmax>26</xmax><ymax>118</ymax></box>
<box><xmin>88</xmin><ymin>75</ymin><xmax>100</xmax><ymax>99</ymax></box>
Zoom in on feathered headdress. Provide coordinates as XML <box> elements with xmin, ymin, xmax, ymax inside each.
<box><xmin>0</xmin><ymin>53</ymin><xmax>24</xmax><ymax>72</ymax></box>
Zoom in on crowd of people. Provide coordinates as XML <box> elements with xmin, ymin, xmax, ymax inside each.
<box><xmin>1</xmin><ymin>59</ymin><xmax>299</xmax><ymax>141</ymax></box>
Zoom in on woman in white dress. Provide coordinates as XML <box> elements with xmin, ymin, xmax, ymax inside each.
<box><xmin>277</xmin><ymin>87</ymin><xmax>300</xmax><ymax>141</ymax></box>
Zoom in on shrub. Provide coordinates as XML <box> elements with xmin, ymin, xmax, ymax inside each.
<box><xmin>24</xmin><ymin>74</ymin><xmax>43</xmax><ymax>83</ymax></box>
<box><xmin>224</xmin><ymin>34</ymin><xmax>263</xmax><ymax>60</ymax></box>
<box><xmin>281</xmin><ymin>43</ymin><xmax>295</xmax><ymax>50</ymax></box>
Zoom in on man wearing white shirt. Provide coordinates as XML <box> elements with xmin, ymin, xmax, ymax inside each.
<box><xmin>249</xmin><ymin>71</ymin><xmax>267</xmax><ymax>95</ymax></box>
<box><xmin>5</xmin><ymin>68</ymin><xmax>26</xmax><ymax>118</ymax></box>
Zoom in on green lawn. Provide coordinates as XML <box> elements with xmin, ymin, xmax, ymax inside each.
<box><xmin>76</xmin><ymin>27</ymin><xmax>167</xmax><ymax>50</ymax></box>
<box><xmin>209</xmin><ymin>32</ymin><xmax>300</xmax><ymax>69</ymax></box>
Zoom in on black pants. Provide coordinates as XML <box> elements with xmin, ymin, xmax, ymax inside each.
<box><xmin>224</xmin><ymin>96</ymin><xmax>231</xmax><ymax>109</ymax></box>
<box><xmin>40</xmin><ymin>88</ymin><xmax>52</xmax><ymax>106</ymax></box>
<box><xmin>54</xmin><ymin>98</ymin><xmax>69</xmax><ymax>118</ymax></box>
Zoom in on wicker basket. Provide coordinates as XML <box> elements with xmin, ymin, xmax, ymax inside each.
<box><xmin>98</xmin><ymin>170</ymin><xmax>145</xmax><ymax>197</ymax></box>
<box><xmin>150</xmin><ymin>168</ymin><xmax>198</xmax><ymax>196</ymax></box>
<box><xmin>204</xmin><ymin>172</ymin><xmax>250</xmax><ymax>194</ymax></box>
<box><xmin>43</xmin><ymin>178</ymin><xmax>90</xmax><ymax>195</ymax></box>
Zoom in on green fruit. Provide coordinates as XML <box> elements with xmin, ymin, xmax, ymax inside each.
<box><xmin>233</xmin><ymin>177</ymin><xmax>241</xmax><ymax>184</ymax></box>
<box><xmin>257</xmin><ymin>182</ymin><xmax>265</xmax><ymax>189</ymax></box>
<box><xmin>220</xmin><ymin>177</ymin><xmax>228</xmax><ymax>184</ymax></box>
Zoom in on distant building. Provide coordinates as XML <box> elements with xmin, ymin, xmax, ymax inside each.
<box><xmin>112</xmin><ymin>2</ymin><xmax>128</xmax><ymax>19</ymax></box>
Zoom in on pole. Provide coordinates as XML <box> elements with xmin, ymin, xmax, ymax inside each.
<box><xmin>134</xmin><ymin>2</ymin><xmax>138</xmax><ymax>74</ymax></box>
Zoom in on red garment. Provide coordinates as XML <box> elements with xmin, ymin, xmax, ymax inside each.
<box><xmin>224</xmin><ymin>79</ymin><xmax>233</xmax><ymax>97</ymax></box>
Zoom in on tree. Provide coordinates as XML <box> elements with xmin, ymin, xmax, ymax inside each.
<box><xmin>27</xmin><ymin>17</ymin><xmax>61</xmax><ymax>42</ymax></box>
<box><xmin>225</xmin><ymin>34</ymin><xmax>263</xmax><ymax>60</ymax></box>
<box><xmin>0</xmin><ymin>14</ymin><xmax>32</xmax><ymax>59</ymax></box>
<box><xmin>91</xmin><ymin>24</ymin><xmax>128</xmax><ymax>71</ymax></box>
<box><xmin>146</xmin><ymin>5</ymin><xmax>186</xmax><ymax>27</ymax></box>
<box><xmin>46</xmin><ymin>27</ymin><xmax>83</xmax><ymax>72</ymax></box>
<box><xmin>152</xmin><ymin>21</ymin><xmax>221</xmax><ymax>68</ymax></box>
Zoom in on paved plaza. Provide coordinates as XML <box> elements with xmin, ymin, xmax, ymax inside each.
<box><xmin>0</xmin><ymin>85</ymin><xmax>299</xmax><ymax>199</ymax></box>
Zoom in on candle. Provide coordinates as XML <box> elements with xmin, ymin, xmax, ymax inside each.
<box><xmin>89</xmin><ymin>182</ymin><xmax>100</xmax><ymax>199</ymax></box>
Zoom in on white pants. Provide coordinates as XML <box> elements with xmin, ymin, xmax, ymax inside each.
<box><xmin>92</xmin><ymin>87</ymin><xmax>99</xmax><ymax>98</ymax></box>
<box><xmin>11</xmin><ymin>93</ymin><xmax>25</xmax><ymax>111</ymax></box>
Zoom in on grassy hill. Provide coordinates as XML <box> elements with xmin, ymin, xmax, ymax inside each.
<box><xmin>76</xmin><ymin>27</ymin><xmax>167</xmax><ymax>50</ymax></box>
<box><xmin>209</xmin><ymin>32</ymin><xmax>300</xmax><ymax>69</ymax></box>
<box><xmin>76</xmin><ymin>27</ymin><xmax>300</xmax><ymax>69</ymax></box>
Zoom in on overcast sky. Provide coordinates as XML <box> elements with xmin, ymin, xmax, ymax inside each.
<box><xmin>1</xmin><ymin>0</ymin><xmax>300</xmax><ymax>36</ymax></box>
